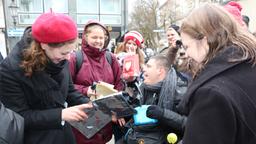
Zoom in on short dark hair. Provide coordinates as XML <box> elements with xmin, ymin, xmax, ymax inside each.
<box><xmin>149</xmin><ymin>55</ymin><xmax>171</xmax><ymax>72</ymax></box>
<box><xmin>168</xmin><ymin>24</ymin><xmax>180</xmax><ymax>35</ymax></box>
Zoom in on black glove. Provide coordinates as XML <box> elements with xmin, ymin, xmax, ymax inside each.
<box><xmin>146</xmin><ymin>105</ymin><xmax>164</xmax><ymax>119</ymax></box>
<box><xmin>161</xmin><ymin>110</ymin><xmax>187</xmax><ymax>134</ymax></box>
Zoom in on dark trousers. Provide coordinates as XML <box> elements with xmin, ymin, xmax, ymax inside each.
<box><xmin>112</xmin><ymin>123</ymin><xmax>129</xmax><ymax>144</ymax></box>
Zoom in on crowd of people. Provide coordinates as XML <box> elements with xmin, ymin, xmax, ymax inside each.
<box><xmin>1</xmin><ymin>1</ymin><xmax>256</xmax><ymax>144</ymax></box>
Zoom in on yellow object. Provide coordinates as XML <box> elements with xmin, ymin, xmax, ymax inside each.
<box><xmin>167</xmin><ymin>133</ymin><xmax>178</xmax><ymax>144</ymax></box>
<box><xmin>90</xmin><ymin>81</ymin><xmax>118</xmax><ymax>100</ymax></box>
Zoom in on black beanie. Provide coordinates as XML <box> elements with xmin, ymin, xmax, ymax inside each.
<box><xmin>168</xmin><ymin>24</ymin><xmax>180</xmax><ymax>35</ymax></box>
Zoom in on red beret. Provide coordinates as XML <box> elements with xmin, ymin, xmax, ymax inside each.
<box><xmin>32</xmin><ymin>12</ymin><xmax>77</xmax><ymax>43</ymax></box>
<box><xmin>124</xmin><ymin>31</ymin><xmax>144</xmax><ymax>47</ymax></box>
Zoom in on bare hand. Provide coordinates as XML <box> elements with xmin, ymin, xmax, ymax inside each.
<box><xmin>117</xmin><ymin>118</ymin><xmax>126</xmax><ymax>127</ymax></box>
<box><xmin>112</xmin><ymin>115</ymin><xmax>126</xmax><ymax>127</ymax></box>
<box><xmin>62</xmin><ymin>103</ymin><xmax>93</xmax><ymax>122</ymax></box>
<box><xmin>87</xmin><ymin>86</ymin><xmax>99</xmax><ymax>98</ymax></box>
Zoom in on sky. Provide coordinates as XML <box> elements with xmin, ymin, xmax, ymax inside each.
<box><xmin>127</xmin><ymin>0</ymin><xmax>167</xmax><ymax>23</ymax></box>
<box><xmin>128</xmin><ymin>0</ymin><xmax>136</xmax><ymax>14</ymax></box>
<box><xmin>128</xmin><ymin>0</ymin><xmax>167</xmax><ymax>14</ymax></box>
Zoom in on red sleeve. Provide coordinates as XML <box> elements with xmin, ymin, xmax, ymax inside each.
<box><xmin>68</xmin><ymin>52</ymin><xmax>89</xmax><ymax>95</ymax></box>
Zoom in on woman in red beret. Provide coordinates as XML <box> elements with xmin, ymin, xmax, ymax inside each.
<box><xmin>0</xmin><ymin>12</ymin><xmax>92</xmax><ymax>144</ymax></box>
<box><xmin>68</xmin><ymin>20</ymin><xmax>124</xmax><ymax>144</ymax></box>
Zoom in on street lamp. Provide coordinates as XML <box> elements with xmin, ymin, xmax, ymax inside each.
<box><xmin>8</xmin><ymin>0</ymin><xmax>19</xmax><ymax>28</ymax></box>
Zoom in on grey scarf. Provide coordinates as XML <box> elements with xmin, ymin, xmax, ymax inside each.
<box><xmin>158</xmin><ymin>67</ymin><xmax>177</xmax><ymax>110</ymax></box>
<box><xmin>141</xmin><ymin>67</ymin><xmax>177</xmax><ymax>110</ymax></box>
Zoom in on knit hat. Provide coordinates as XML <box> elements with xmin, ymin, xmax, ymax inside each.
<box><xmin>124</xmin><ymin>31</ymin><xmax>144</xmax><ymax>47</ymax></box>
<box><xmin>224</xmin><ymin>1</ymin><xmax>244</xmax><ymax>26</ymax></box>
<box><xmin>32</xmin><ymin>12</ymin><xmax>77</xmax><ymax>43</ymax></box>
<box><xmin>168</xmin><ymin>24</ymin><xmax>180</xmax><ymax>35</ymax></box>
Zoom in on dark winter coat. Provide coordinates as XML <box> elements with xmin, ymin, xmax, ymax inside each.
<box><xmin>178</xmin><ymin>46</ymin><xmax>256</xmax><ymax>144</ymax></box>
<box><xmin>69</xmin><ymin>21</ymin><xmax>123</xmax><ymax>144</ymax></box>
<box><xmin>0</xmin><ymin>28</ymin><xmax>90</xmax><ymax>144</ymax></box>
<box><xmin>0</xmin><ymin>101</ymin><xmax>24</xmax><ymax>144</ymax></box>
<box><xmin>0</xmin><ymin>52</ymin><xmax>3</xmax><ymax>62</ymax></box>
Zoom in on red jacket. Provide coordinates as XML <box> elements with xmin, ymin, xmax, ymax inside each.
<box><xmin>69</xmin><ymin>21</ymin><xmax>124</xmax><ymax>144</ymax></box>
<box><xmin>69</xmin><ymin>49</ymin><xmax>123</xmax><ymax>94</ymax></box>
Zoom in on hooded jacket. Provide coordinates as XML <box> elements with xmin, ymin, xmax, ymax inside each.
<box><xmin>69</xmin><ymin>21</ymin><xmax>123</xmax><ymax>95</ymax></box>
<box><xmin>69</xmin><ymin>21</ymin><xmax>124</xmax><ymax>144</ymax></box>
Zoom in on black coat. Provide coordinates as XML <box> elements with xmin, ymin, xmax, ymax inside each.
<box><xmin>0</xmin><ymin>30</ymin><xmax>90</xmax><ymax>144</ymax></box>
<box><xmin>178</xmin><ymin>47</ymin><xmax>256</xmax><ymax>144</ymax></box>
<box><xmin>0</xmin><ymin>101</ymin><xmax>24</xmax><ymax>144</ymax></box>
<box><xmin>0</xmin><ymin>52</ymin><xmax>3</xmax><ymax>62</ymax></box>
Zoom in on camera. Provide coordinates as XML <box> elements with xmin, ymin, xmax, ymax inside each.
<box><xmin>176</xmin><ymin>40</ymin><xmax>186</xmax><ymax>57</ymax></box>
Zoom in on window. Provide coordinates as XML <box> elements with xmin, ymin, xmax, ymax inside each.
<box><xmin>18</xmin><ymin>0</ymin><xmax>43</xmax><ymax>12</ymax></box>
<box><xmin>77</xmin><ymin>0</ymin><xmax>98</xmax><ymax>13</ymax></box>
<box><xmin>77</xmin><ymin>15</ymin><xmax>99</xmax><ymax>24</ymax></box>
<box><xmin>18</xmin><ymin>14</ymin><xmax>40</xmax><ymax>24</ymax></box>
<box><xmin>76</xmin><ymin>0</ymin><xmax>122</xmax><ymax>25</ymax></box>
<box><xmin>100</xmin><ymin>0</ymin><xmax>121</xmax><ymax>14</ymax></box>
<box><xmin>100</xmin><ymin>15</ymin><xmax>121</xmax><ymax>25</ymax></box>
<box><xmin>16</xmin><ymin>0</ymin><xmax>123</xmax><ymax>25</ymax></box>
<box><xmin>44</xmin><ymin>0</ymin><xmax>68</xmax><ymax>13</ymax></box>
<box><xmin>17</xmin><ymin>0</ymin><xmax>68</xmax><ymax>24</ymax></box>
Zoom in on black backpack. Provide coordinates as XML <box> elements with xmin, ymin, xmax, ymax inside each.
<box><xmin>75</xmin><ymin>50</ymin><xmax>112</xmax><ymax>75</ymax></box>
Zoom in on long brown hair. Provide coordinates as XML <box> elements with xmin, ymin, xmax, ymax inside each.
<box><xmin>20</xmin><ymin>41</ymin><xmax>48</xmax><ymax>77</ymax></box>
<box><xmin>181</xmin><ymin>3</ymin><xmax>256</xmax><ymax>77</ymax></box>
<box><xmin>20</xmin><ymin>39</ymin><xmax>77</xmax><ymax>77</ymax></box>
<box><xmin>115</xmin><ymin>41</ymin><xmax>145</xmax><ymax>66</ymax></box>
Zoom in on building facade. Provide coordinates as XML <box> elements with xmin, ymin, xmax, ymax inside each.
<box><xmin>2</xmin><ymin>0</ymin><xmax>128</xmax><ymax>54</ymax></box>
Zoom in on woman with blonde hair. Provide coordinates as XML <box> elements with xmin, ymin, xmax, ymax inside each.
<box><xmin>178</xmin><ymin>3</ymin><xmax>256</xmax><ymax>144</ymax></box>
<box><xmin>69</xmin><ymin>20</ymin><xmax>124</xmax><ymax>144</ymax></box>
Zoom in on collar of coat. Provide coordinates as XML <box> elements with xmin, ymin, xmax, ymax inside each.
<box><xmin>178</xmin><ymin>46</ymin><xmax>247</xmax><ymax>115</ymax></box>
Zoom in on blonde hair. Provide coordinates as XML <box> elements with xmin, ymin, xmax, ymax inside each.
<box><xmin>84</xmin><ymin>25</ymin><xmax>108</xmax><ymax>39</ymax></box>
